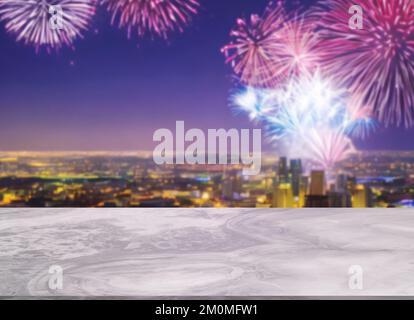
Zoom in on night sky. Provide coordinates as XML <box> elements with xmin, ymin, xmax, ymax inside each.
<box><xmin>0</xmin><ymin>0</ymin><xmax>413</xmax><ymax>151</ymax></box>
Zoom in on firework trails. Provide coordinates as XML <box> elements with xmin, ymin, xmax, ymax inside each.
<box><xmin>221</xmin><ymin>2</ymin><xmax>286</xmax><ymax>88</ymax></box>
<box><xmin>0</xmin><ymin>0</ymin><xmax>96</xmax><ymax>50</ymax></box>
<box><xmin>222</xmin><ymin>2</ymin><xmax>321</xmax><ymax>88</ymax></box>
<box><xmin>101</xmin><ymin>0</ymin><xmax>200</xmax><ymax>39</ymax></box>
<box><xmin>224</xmin><ymin>0</ymin><xmax>414</xmax><ymax>168</ymax></box>
<box><xmin>316</xmin><ymin>0</ymin><xmax>414</xmax><ymax>127</ymax></box>
<box><xmin>233</xmin><ymin>72</ymin><xmax>373</xmax><ymax>171</ymax></box>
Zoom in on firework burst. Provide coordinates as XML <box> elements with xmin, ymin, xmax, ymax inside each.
<box><xmin>101</xmin><ymin>0</ymin><xmax>200</xmax><ymax>39</ymax></box>
<box><xmin>221</xmin><ymin>2</ymin><xmax>286</xmax><ymax>88</ymax></box>
<box><xmin>0</xmin><ymin>0</ymin><xmax>96</xmax><ymax>50</ymax></box>
<box><xmin>298</xmin><ymin>128</ymin><xmax>355</xmax><ymax>171</ymax></box>
<box><xmin>316</xmin><ymin>0</ymin><xmax>414</xmax><ymax>127</ymax></box>
<box><xmin>233</xmin><ymin>72</ymin><xmax>370</xmax><ymax>170</ymax></box>
<box><xmin>271</xmin><ymin>17</ymin><xmax>322</xmax><ymax>81</ymax></box>
<box><xmin>222</xmin><ymin>2</ymin><xmax>322</xmax><ymax>88</ymax></box>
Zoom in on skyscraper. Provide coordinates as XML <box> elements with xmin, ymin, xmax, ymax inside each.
<box><xmin>222</xmin><ymin>171</ymin><xmax>243</xmax><ymax>200</ymax></box>
<box><xmin>336</xmin><ymin>174</ymin><xmax>348</xmax><ymax>193</ymax></box>
<box><xmin>290</xmin><ymin>159</ymin><xmax>302</xmax><ymax>197</ymax></box>
<box><xmin>298</xmin><ymin>176</ymin><xmax>309</xmax><ymax>207</ymax></box>
<box><xmin>278</xmin><ymin>157</ymin><xmax>288</xmax><ymax>183</ymax></box>
<box><xmin>272</xmin><ymin>183</ymin><xmax>294</xmax><ymax>208</ymax></box>
<box><xmin>352</xmin><ymin>184</ymin><xmax>373</xmax><ymax>208</ymax></box>
<box><xmin>328</xmin><ymin>190</ymin><xmax>352</xmax><ymax>207</ymax></box>
<box><xmin>330</xmin><ymin>174</ymin><xmax>352</xmax><ymax>207</ymax></box>
<box><xmin>309</xmin><ymin>171</ymin><xmax>326</xmax><ymax>196</ymax></box>
<box><xmin>306</xmin><ymin>171</ymin><xmax>329</xmax><ymax>207</ymax></box>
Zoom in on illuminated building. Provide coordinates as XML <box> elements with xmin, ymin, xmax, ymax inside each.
<box><xmin>301</xmin><ymin>176</ymin><xmax>309</xmax><ymax>194</ymax></box>
<box><xmin>272</xmin><ymin>183</ymin><xmax>294</xmax><ymax>208</ymax></box>
<box><xmin>256</xmin><ymin>195</ymin><xmax>271</xmax><ymax>208</ymax></box>
<box><xmin>352</xmin><ymin>184</ymin><xmax>373</xmax><ymax>208</ymax></box>
<box><xmin>309</xmin><ymin>171</ymin><xmax>326</xmax><ymax>195</ymax></box>
<box><xmin>293</xmin><ymin>176</ymin><xmax>308</xmax><ymax>208</ymax></box>
<box><xmin>0</xmin><ymin>192</ymin><xmax>17</xmax><ymax>205</ymax></box>
<box><xmin>336</xmin><ymin>174</ymin><xmax>348</xmax><ymax>192</ymax></box>
<box><xmin>0</xmin><ymin>151</ymin><xmax>413</xmax><ymax>208</ymax></box>
<box><xmin>278</xmin><ymin>157</ymin><xmax>288</xmax><ymax>183</ymax></box>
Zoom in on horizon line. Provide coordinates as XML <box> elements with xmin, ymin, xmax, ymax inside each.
<box><xmin>1</xmin><ymin>149</ymin><xmax>414</xmax><ymax>155</ymax></box>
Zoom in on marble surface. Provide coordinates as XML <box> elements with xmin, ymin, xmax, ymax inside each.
<box><xmin>1</xmin><ymin>208</ymin><xmax>414</xmax><ymax>297</ymax></box>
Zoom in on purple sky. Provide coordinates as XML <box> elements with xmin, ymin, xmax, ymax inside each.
<box><xmin>0</xmin><ymin>0</ymin><xmax>413</xmax><ymax>151</ymax></box>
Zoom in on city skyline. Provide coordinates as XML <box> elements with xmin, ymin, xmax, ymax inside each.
<box><xmin>1</xmin><ymin>149</ymin><xmax>413</xmax><ymax>208</ymax></box>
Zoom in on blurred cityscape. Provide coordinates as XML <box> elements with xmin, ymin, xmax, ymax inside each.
<box><xmin>1</xmin><ymin>151</ymin><xmax>414</xmax><ymax>208</ymax></box>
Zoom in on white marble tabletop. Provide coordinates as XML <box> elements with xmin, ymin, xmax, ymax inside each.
<box><xmin>1</xmin><ymin>208</ymin><xmax>414</xmax><ymax>297</ymax></box>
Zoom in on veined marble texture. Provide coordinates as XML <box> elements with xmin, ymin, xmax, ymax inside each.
<box><xmin>1</xmin><ymin>208</ymin><xmax>414</xmax><ymax>297</ymax></box>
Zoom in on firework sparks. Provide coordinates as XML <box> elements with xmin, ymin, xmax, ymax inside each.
<box><xmin>222</xmin><ymin>2</ymin><xmax>321</xmax><ymax>88</ymax></box>
<box><xmin>299</xmin><ymin>128</ymin><xmax>355</xmax><ymax>171</ymax></box>
<box><xmin>221</xmin><ymin>2</ymin><xmax>286</xmax><ymax>88</ymax></box>
<box><xmin>271</xmin><ymin>17</ymin><xmax>322</xmax><ymax>81</ymax></box>
<box><xmin>101</xmin><ymin>0</ymin><xmax>200</xmax><ymax>39</ymax></box>
<box><xmin>0</xmin><ymin>0</ymin><xmax>96</xmax><ymax>50</ymax></box>
<box><xmin>316</xmin><ymin>0</ymin><xmax>414</xmax><ymax>127</ymax></box>
<box><xmin>233</xmin><ymin>87</ymin><xmax>278</xmax><ymax>121</ymax></box>
<box><xmin>233</xmin><ymin>72</ymin><xmax>370</xmax><ymax>170</ymax></box>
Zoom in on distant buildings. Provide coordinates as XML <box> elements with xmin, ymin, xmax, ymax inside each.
<box><xmin>278</xmin><ymin>157</ymin><xmax>289</xmax><ymax>183</ymax></box>
<box><xmin>309</xmin><ymin>171</ymin><xmax>325</xmax><ymax>196</ymax></box>
<box><xmin>326</xmin><ymin>174</ymin><xmax>352</xmax><ymax>207</ymax></box>
<box><xmin>270</xmin><ymin>159</ymin><xmax>375</xmax><ymax>208</ymax></box>
<box><xmin>271</xmin><ymin>159</ymin><xmax>302</xmax><ymax>208</ymax></box>
<box><xmin>0</xmin><ymin>151</ymin><xmax>407</xmax><ymax>208</ymax></box>
<box><xmin>221</xmin><ymin>171</ymin><xmax>243</xmax><ymax>200</ymax></box>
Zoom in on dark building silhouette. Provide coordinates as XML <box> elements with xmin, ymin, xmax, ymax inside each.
<box><xmin>290</xmin><ymin>159</ymin><xmax>302</xmax><ymax>197</ymax></box>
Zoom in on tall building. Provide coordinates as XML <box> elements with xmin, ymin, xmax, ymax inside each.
<box><xmin>330</xmin><ymin>174</ymin><xmax>352</xmax><ymax>207</ymax></box>
<box><xmin>352</xmin><ymin>184</ymin><xmax>373</xmax><ymax>208</ymax></box>
<box><xmin>272</xmin><ymin>183</ymin><xmax>294</xmax><ymax>208</ymax></box>
<box><xmin>290</xmin><ymin>159</ymin><xmax>302</xmax><ymax>197</ymax></box>
<box><xmin>328</xmin><ymin>191</ymin><xmax>352</xmax><ymax>207</ymax></box>
<box><xmin>309</xmin><ymin>171</ymin><xmax>326</xmax><ymax>196</ymax></box>
<box><xmin>278</xmin><ymin>157</ymin><xmax>288</xmax><ymax>183</ymax></box>
<box><xmin>336</xmin><ymin>174</ymin><xmax>348</xmax><ymax>193</ymax></box>
<box><xmin>222</xmin><ymin>172</ymin><xmax>243</xmax><ymax>200</ymax></box>
<box><xmin>297</xmin><ymin>176</ymin><xmax>309</xmax><ymax>208</ymax></box>
<box><xmin>301</xmin><ymin>176</ymin><xmax>309</xmax><ymax>195</ymax></box>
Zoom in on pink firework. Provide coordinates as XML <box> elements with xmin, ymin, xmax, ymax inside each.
<box><xmin>102</xmin><ymin>0</ymin><xmax>200</xmax><ymax>39</ymax></box>
<box><xmin>316</xmin><ymin>0</ymin><xmax>414</xmax><ymax>127</ymax></box>
<box><xmin>272</xmin><ymin>17</ymin><xmax>322</xmax><ymax>81</ymax></box>
<box><xmin>0</xmin><ymin>0</ymin><xmax>96</xmax><ymax>50</ymax></box>
<box><xmin>222</xmin><ymin>2</ymin><xmax>322</xmax><ymax>88</ymax></box>
<box><xmin>300</xmin><ymin>128</ymin><xmax>355</xmax><ymax>171</ymax></box>
<box><xmin>221</xmin><ymin>2</ymin><xmax>286</xmax><ymax>88</ymax></box>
